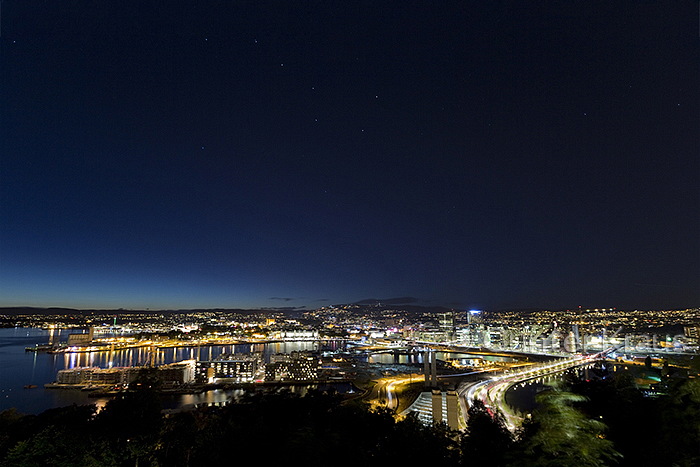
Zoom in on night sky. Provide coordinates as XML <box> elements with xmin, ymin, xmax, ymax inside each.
<box><xmin>1</xmin><ymin>1</ymin><xmax>698</xmax><ymax>311</ymax></box>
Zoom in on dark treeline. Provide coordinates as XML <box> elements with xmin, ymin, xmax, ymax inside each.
<box><xmin>1</xmin><ymin>373</ymin><xmax>699</xmax><ymax>466</ymax></box>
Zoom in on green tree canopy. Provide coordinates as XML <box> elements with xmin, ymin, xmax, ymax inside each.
<box><xmin>515</xmin><ymin>384</ymin><xmax>621</xmax><ymax>467</ymax></box>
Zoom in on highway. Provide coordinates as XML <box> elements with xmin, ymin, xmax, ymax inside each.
<box><xmin>365</xmin><ymin>346</ymin><xmax>614</xmax><ymax>430</ymax></box>
<box><xmin>368</xmin><ymin>374</ymin><xmax>421</xmax><ymax>411</ymax></box>
<box><xmin>459</xmin><ymin>352</ymin><xmax>605</xmax><ymax>430</ymax></box>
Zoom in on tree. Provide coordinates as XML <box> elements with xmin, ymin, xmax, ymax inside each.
<box><xmin>155</xmin><ymin>411</ymin><xmax>200</xmax><ymax>467</ymax></box>
<box><xmin>658</xmin><ymin>378</ymin><xmax>700</xmax><ymax>466</ymax></box>
<box><xmin>1</xmin><ymin>404</ymin><xmax>104</xmax><ymax>467</ymax></box>
<box><xmin>95</xmin><ymin>389</ymin><xmax>163</xmax><ymax>466</ymax></box>
<box><xmin>514</xmin><ymin>384</ymin><xmax>621</xmax><ymax>467</ymax></box>
<box><xmin>460</xmin><ymin>399</ymin><xmax>513</xmax><ymax>466</ymax></box>
<box><xmin>0</xmin><ymin>408</ymin><xmax>27</xmax><ymax>459</ymax></box>
<box><xmin>571</xmin><ymin>371</ymin><xmax>659</xmax><ymax>467</ymax></box>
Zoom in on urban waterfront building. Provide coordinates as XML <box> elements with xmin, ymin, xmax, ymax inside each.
<box><xmin>66</xmin><ymin>326</ymin><xmax>95</xmax><ymax>346</ymax></box>
<box><xmin>265</xmin><ymin>351</ymin><xmax>319</xmax><ymax>382</ymax></box>
<box><xmin>271</xmin><ymin>329</ymin><xmax>319</xmax><ymax>340</ymax></box>
<box><xmin>56</xmin><ymin>367</ymin><xmax>124</xmax><ymax>385</ymax></box>
<box><xmin>684</xmin><ymin>326</ymin><xmax>699</xmax><ymax>342</ymax></box>
<box><xmin>195</xmin><ymin>353</ymin><xmax>262</xmax><ymax>383</ymax></box>
<box><xmin>54</xmin><ymin>359</ymin><xmax>195</xmax><ymax>386</ymax></box>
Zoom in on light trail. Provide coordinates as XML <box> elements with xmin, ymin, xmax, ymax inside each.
<box><xmin>459</xmin><ymin>350</ymin><xmax>611</xmax><ymax>431</ymax></box>
<box><xmin>370</xmin><ymin>375</ymin><xmax>421</xmax><ymax>411</ymax></box>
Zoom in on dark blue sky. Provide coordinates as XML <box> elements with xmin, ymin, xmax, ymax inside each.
<box><xmin>1</xmin><ymin>1</ymin><xmax>698</xmax><ymax>311</ymax></box>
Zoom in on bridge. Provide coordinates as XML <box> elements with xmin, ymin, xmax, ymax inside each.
<box><xmin>349</xmin><ymin>341</ymin><xmax>569</xmax><ymax>363</ymax></box>
<box><xmin>459</xmin><ymin>348</ymin><xmax>614</xmax><ymax>430</ymax></box>
<box><xmin>396</xmin><ymin>346</ymin><xmax>616</xmax><ymax>429</ymax></box>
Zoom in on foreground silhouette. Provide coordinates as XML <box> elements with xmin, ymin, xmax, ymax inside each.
<box><xmin>1</xmin><ymin>374</ymin><xmax>699</xmax><ymax>466</ymax></box>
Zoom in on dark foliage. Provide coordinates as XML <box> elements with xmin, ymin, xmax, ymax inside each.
<box><xmin>3</xmin><ymin>376</ymin><xmax>700</xmax><ymax>467</ymax></box>
<box><xmin>512</xmin><ymin>384</ymin><xmax>621</xmax><ymax>467</ymax></box>
<box><xmin>0</xmin><ymin>389</ymin><xmax>459</xmax><ymax>467</ymax></box>
<box><xmin>570</xmin><ymin>374</ymin><xmax>700</xmax><ymax>467</ymax></box>
<box><xmin>461</xmin><ymin>399</ymin><xmax>513</xmax><ymax>466</ymax></box>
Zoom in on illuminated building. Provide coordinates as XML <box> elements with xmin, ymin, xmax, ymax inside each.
<box><xmin>56</xmin><ymin>367</ymin><xmax>122</xmax><ymax>385</ymax></box>
<box><xmin>439</xmin><ymin>312</ymin><xmax>455</xmax><ymax>342</ymax></box>
<box><xmin>196</xmin><ymin>353</ymin><xmax>262</xmax><ymax>383</ymax></box>
<box><xmin>158</xmin><ymin>360</ymin><xmax>196</xmax><ymax>384</ymax></box>
<box><xmin>66</xmin><ymin>326</ymin><xmax>95</xmax><ymax>346</ymax></box>
<box><xmin>265</xmin><ymin>352</ymin><xmax>319</xmax><ymax>382</ymax></box>
<box><xmin>446</xmin><ymin>390</ymin><xmax>459</xmax><ymax>430</ymax></box>
<box><xmin>54</xmin><ymin>359</ymin><xmax>195</xmax><ymax>386</ymax></box>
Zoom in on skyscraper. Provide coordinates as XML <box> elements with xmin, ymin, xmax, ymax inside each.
<box><xmin>439</xmin><ymin>311</ymin><xmax>455</xmax><ymax>342</ymax></box>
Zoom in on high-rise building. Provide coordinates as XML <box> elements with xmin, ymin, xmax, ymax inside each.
<box><xmin>446</xmin><ymin>390</ymin><xmax>459</xmax><ymax>430</ymax></box>
<box><xmin>439</xmin><ymin>311</ymin><xmax>455</xmax><ymax>342</ymax></box>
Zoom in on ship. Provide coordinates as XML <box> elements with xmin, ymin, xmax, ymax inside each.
<box><xmin>25</xmin><ymin>344</ymin><xmax>55</xmax><ymax>352</ymax></box>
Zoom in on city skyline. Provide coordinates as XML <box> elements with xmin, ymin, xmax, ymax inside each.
<box><xmin>1</xmin><ymin>2</ymin><xmax>698</xmax><ymax>312</ymax></box>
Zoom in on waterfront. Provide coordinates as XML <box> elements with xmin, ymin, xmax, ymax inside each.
<box><xmin>0</xmin><ymin>326</ymin><xmax>624</xmax><ymax>416</ymax></box>
<box><xmin>505</xmin><ymin>373</ymin><xmax>569</xmax><ymax>413</ymax></box>
<box><xmin>504</xmin><ymin>364</ymin><xmax>617</xmax><ymax>413</ymax></box>
<box><xmin>0</xmin><ymin>327</ymin><xmax>320</xmax><ymax>414</ymax></box>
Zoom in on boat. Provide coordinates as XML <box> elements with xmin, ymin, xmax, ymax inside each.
<box><xmin>25</xmin><ymin>344</ymin><xmax>54</xmax><ymax>352</ymax></box>
<box><xmin>23</xmin><ymin>384</ymin><xmax>37</xmax><ymax>389</ymax></box>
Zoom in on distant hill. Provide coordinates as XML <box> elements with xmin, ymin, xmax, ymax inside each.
<box><xmin>348</xmin><ymin>301</ymin><xmax>452</xmax><ymax>315</ymax></box>
<box><xmin>0</xmin><ymin>307</ymin><xmax>298</xmax><ymax>316</ymax></box>
<box><xmin>0</xmin><ymin>307</ymin><xmax>83</xmax><ymax>315</ymax></box>
<box><xmin>355</xmin><ymin>297</ymin><xmax>421</xmax><ymax>305</ymax></box>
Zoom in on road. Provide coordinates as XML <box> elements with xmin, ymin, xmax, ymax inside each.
<box><xmin>367</xmin><ymin>374</ymin><xmax>421</xmax><ymax>411</ymax></box>
<box><xmin>458</xmin><ymin>353</ymin><xmax>604</xmax><ymax>430</ymax></box>
<box><xmin>367</xmin><ymin>349</ymin><xmax>610</xmax><ymax>430</ymax></box>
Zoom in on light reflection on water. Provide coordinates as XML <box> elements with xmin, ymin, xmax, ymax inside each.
<box><xmin>365</xmin><ymin>351</ymin><xmax>516</xmax><ymax>365</ymax></box>
<box><xmin>0</xmin><ymin>327</ymin><xmax>326</xmax><ymax>415</ymax></box>
<box><xmin>54</xmin><ymin>341</ymin><xmax>321</xmax><ymax>371</ymax></box>
<box><xmin>504</xmin><ymin>368</ymin><xmax>587</xmax><ymax>413</ymax></box>
<box><xmin>2</xmin><ymin>328</ymin><xmax>521</xmax><ymax>415</ymax></box>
